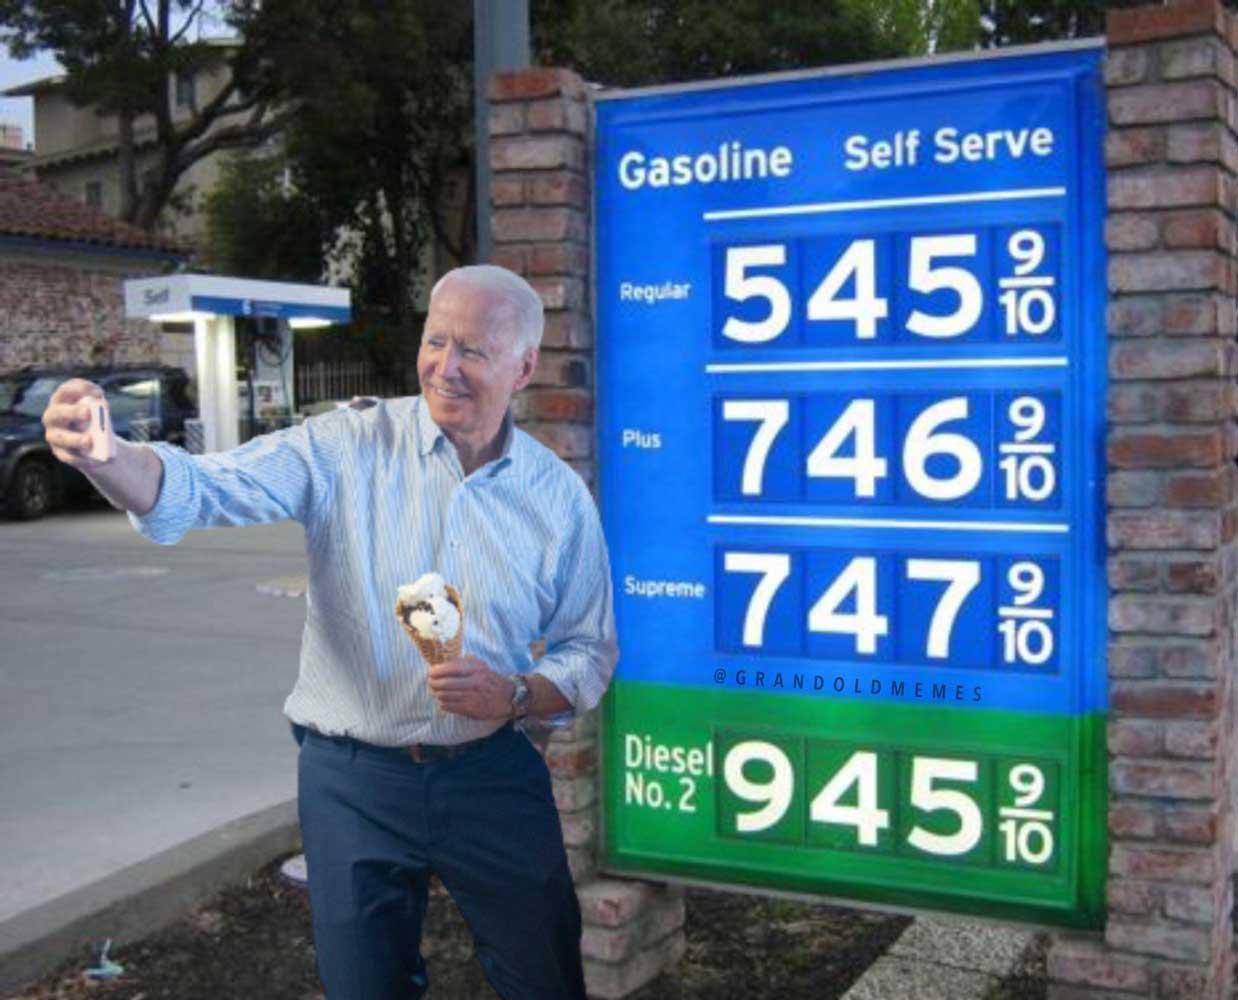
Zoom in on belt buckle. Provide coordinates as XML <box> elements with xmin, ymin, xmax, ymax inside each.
<box><xmin>407</xmin><ymin>744</ymin><xmax>434</xmax><ymax>764</ymax></box>
<box><xmin>408</xmin><ymin>743</ymin><xmax>455</xmax><ymax>764</ymax></box>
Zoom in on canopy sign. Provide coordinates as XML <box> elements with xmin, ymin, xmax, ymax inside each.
<box><xmin>595</xmin><ymin>44</ymin><xmax>1106</xmax><ymax>927</ymax></box>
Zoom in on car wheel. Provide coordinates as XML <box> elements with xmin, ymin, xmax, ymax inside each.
<box><xmin>6</xmin><ymin>458</ymin><xmax>54</xmax><ymax>520</ymax></box>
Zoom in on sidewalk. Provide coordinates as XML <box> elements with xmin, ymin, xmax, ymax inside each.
<box><xmin>0</xmin><ymin>801</ymin><xmax>299</xmax><ymax>992</ymax></box>
<box><xmin>843</xmin><ymin>918</ymin><xmax>1042</xmax><ymax>999</ymax></box>
<box><xmin>0</xmin><ymin>514</ymin><xmax>308</xmax><ymax>989</ymax></box>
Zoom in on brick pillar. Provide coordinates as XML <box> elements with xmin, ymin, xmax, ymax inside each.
<box><xmin>1047</xmin><ymin>2</ymin><xmax>1238</xmax><ymax>997</ymax></box>
<box><xmin>488</xmin><ymin>67</ymin><xmax>687</xmax><ymax>999</ymax></box>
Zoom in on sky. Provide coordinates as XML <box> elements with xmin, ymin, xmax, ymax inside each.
<box><xmin>0</xmin><ymin>49</ymin><xmax>62</xmax><ymax>148</ymax></box>
<box><xmin>0</xmin><ymin>2</ymin><xmax>230</xmax><ymax>150</ymax></box>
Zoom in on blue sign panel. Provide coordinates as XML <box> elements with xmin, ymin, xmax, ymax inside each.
<box><xmin>596</xmin><ymin>45</ymin><xmax>1107</xmax><ymax>926</ymax></box>
<box><xmin>190</xmin><ymin>296</ymin><xmax>352</xmax><ymax>322</ymax></box>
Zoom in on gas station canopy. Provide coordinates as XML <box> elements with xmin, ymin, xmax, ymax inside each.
<box><xmin>124</xmin><ymin>274</ymin><xmax>351</xmax><ymax>328</ymax></box>
<box><xmin>123</xmin><ymin>274</ymin><xmax>352</xmax><ymax>453</ymax></box>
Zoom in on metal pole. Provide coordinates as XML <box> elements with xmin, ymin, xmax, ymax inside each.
<box><xmin>474</xmin><ymin>0</ymin><xmax>529</xmax><ymax>263</ymax></box>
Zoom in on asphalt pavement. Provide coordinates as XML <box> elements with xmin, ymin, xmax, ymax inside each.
<box><xmin>0</xmin><ymin>504</ymin><xmax>1051</xmax><ymax>998</ymax></box>
<box><xmin>0</xmin><ymin>506</ymin><xmax>308</xmax><ymax>932</ymax></box>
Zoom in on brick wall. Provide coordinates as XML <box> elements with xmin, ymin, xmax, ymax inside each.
<box><xmin>1047</xmin><ymin>2</ymin><xmax>1238</xmax><ymax>997</ymax></box>
<box><xmin>488</xmin><ymin>67</ymin><xmax>687</xmax><ymax>998</ymax></box>
<box><xmin>489</xmin><ymin>68</ymin><xmax>594</xmax><ymax>486</ymax></box>
<box><xmin>0</xmin><ymin>250</ymin><xmax>164</xmax><ymax>373</ymax></box>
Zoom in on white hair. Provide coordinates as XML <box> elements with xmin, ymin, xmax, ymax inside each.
<box><xmin>429</xmin><ymin>265</ymin><xmax>544</xmax><ymax>357</ymax></box>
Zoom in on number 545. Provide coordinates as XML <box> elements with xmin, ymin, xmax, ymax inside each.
<box><xmin>723</xmin><ymin>235</ymin><xmax>985</xmax><ymax>343</ymax></box>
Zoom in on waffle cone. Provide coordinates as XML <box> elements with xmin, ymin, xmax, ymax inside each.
<box><xmin>396</xmin><ymin>584</ymin><xmax>464</xmax><ymax>665</ymax></box>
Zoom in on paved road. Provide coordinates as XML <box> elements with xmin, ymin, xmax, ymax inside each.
<box><xmin>0</xmin><ymin>505</ymin><xmax>308</xmax><ymax>925</ymax></box>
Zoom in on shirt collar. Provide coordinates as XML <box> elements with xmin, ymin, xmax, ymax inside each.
<box><xmin>415</xmin><ymin>397</ymin><xmax>519</xmax><ymax>479</ymax></box>
<box><xmin>415</xmin><ymin>397</ymin><xmax>442</xmax><ymax>457</ymax></box>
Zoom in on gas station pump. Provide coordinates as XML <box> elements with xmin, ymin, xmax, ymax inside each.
<box><xmin>123</xmin><ymin>274</ymin><xmax>351</xmax><ymax>452</ymax></box>
<box><xmin>238</xmin><ymin>316</ymin><xmax>295</xmax><ymax>441</ymax></box>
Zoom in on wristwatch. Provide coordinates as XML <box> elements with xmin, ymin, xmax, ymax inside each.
<box><xmin>510</xmin><ymin>674</ymin><xmax>532</xmax><ymax>721</ymax></box>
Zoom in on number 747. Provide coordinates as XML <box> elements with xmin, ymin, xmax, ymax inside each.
<box><xmin>724</xmin><ymin>553</ymin><xmax>1053</xmax><ymax>665</ymax></box>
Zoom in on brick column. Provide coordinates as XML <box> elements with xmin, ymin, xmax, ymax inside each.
<box><xmin>1047</xmin><ymin>2</ymin><xmax>1238</xmax><ymax>997</ymax></box>
<box><xmin>488</xmin><ymin>67</ymin><xmax>686</xmax><ymax>999</ymax></box>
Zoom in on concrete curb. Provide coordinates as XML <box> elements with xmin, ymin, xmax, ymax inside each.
<box><xmin>0</xmin><ymin>799</ymin><xmax>301</xmax><ymax>994</ymax></box>
<box><xmin>842</xmin><ymin>916</ymin><xmax>1039</xmax><ymax>1000</ymax></box>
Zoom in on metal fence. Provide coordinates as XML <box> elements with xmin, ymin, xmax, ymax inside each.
<box><xmin>295</xmin><ymin>360</ymin><xmax>399</xmax><ymax>405</ymax></box>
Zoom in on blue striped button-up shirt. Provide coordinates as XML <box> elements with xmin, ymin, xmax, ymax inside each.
<box><xmin>130</xmin><ymin>396</ymin><xmax>618</xmax><ymax>747</ymax></box>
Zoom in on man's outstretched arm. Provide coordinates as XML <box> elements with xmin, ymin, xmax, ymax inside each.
<box><xmin>42</xmin><ymin>379</ymin><xmax>163</xmax><ymax>515</ymax></box>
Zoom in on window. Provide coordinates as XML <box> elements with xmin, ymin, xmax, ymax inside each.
<box><xmin>175</xmin><ymin>72</ymin><xmax>196</xmax><ymax>108</ymax></box>
<box><xmin>103</xmin><ymin>376</ymin><xmax>158</xmax><ymax>421</ymax></box>
<box><xmin>84</xmin><ymin>181</ymin><xmax>102</xmax><ymax>209</ymax></box>
<box><xmin>0</xmin><ymin>377</ymin><xmax>59</xmax><ymax>417</ymax></box>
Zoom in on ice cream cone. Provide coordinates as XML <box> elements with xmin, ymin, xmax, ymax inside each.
<box><xmin>396</xmin><ymin>584</ymin><xmax>464</xmax><ymax>665</ymax></box>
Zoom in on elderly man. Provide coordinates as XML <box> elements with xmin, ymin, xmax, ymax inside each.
<box><xmin>42</xmin><ymin>265</ymin><xmax>617</xmax><ymax>1000</ymax></box>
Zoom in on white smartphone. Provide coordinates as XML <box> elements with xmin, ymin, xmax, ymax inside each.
<box><xmin>83</xmin><ymin>396</ymin><xmax>116</xmax><ymax>462</ymax></box>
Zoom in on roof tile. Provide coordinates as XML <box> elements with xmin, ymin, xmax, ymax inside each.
<box><xmin>0</xmin><ymin>174</ymin><xmax>186</xmax><ymax>255</ymax></box>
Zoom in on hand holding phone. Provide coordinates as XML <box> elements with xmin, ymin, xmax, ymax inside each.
<box><xmin>83</xmin><ymin>396</ymin><xmax>116</xmax><ymax>462</ymax></box>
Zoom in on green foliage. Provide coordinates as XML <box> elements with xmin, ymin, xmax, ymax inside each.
<box><xmin>202</xmin><ymin>152</ymin><xmax>322</xmax><ymax>281</ymax></box>
<box><xmin>240</xmin><ymin>0</ymin><xmax>473</xmax><ymax>338</ymax></box>
<box><xmin>205</xmin><ymin>0</ymin><xmax>475</xmax><ymax>390</ymax></box>
<box><xmin>842</xmin><ymin>0</ymin><xmax>1115</xmax><ymax>56</ymax></box>
<box><xmin>535</xmin><ymin>0</ymin><xmax>1131</xmax><ymax>81</ymax></box>
<box><xmin>977</xmin><ymin>0</ymin><xmax>1106</xmax><ymax>47</ymax></box>
<box><xmin>204</xmin><ymin>146</ymin><xmax>420</xmax><ymax>395</ymax></box>
<box><xmin>533</xmin><ymin>0</ymin><xmax>897</xmax><ymax>87</ymax></box>
<box><xmin>844</xmin><ymin>0</ymin><xmax>981</xmax><ymax>57</ymax></box>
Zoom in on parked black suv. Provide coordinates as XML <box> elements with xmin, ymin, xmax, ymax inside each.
<box><xmin>0</xmin><ymin>364</ymin><xmax>195</xmax><ymax>519</ymax></box>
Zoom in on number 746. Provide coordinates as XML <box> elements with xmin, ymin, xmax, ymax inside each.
<box><xmin>723</xmin><ymin>396</ymin><xmax>983</xmax><ymax>501</ymax></box>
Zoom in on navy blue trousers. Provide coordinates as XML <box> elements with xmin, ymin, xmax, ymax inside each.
<box><xmin>295</xmin><ymin>724</ymin><xmax>586</xmax><ymax>1000</ymax></box>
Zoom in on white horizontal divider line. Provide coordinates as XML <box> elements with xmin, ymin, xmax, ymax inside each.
<box><xmin>707</xmin><ymin>514</ymin><xmax>1070</xmax><ymax>534</ymax></box>
<box><xmin>703</xmin><ymin>186</ymin><xmax>1067</xmax><ymax>221</ymax></box>
<box><xmin>706</xmin><ymin>356</ymin><xmax>1069</xmax><ymax>374</ymax></box>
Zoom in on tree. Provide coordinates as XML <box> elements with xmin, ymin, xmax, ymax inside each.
<box><xmin>208</xmin><ymin>0</ymin><xmax>475</xmax><ymax>393</ymax></box>
<box><xmin>0</xmin><ymin>0</ymin><xmax>284</xmax><ymax>230</ymax></box>
<box><xmin>202</xmin><ymin>151</ymin><xmax>321</xmax><ymax>282</ymax></box>
<box><xmin>270</xmin><ymin>0</ymin><xmax>473</xmax><ymax>333</ymax></box>
<box><xmin>535</xmin><ymin>0</ymin><xmax>1166</xmax><ymax>79</ymax></box>
<box><xmin>977</xmin><ymin>0</ymin><xmax>1106</xmax><ymax>46</ymax></box>
<box><xmin>532</xmin><ymin>0</ymin><xmax>899</xmax><ymax>88</ymax></box>
<box><xmin>853</xmin><ymin>0</ymin><xmax>982</xmax><ymax>57</ymax></box>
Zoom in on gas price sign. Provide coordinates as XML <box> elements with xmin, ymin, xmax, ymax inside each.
<box><xmin>595</xmin><ymin>45</ymin><xmax>1107</xmax><ymax>927</ymax></box>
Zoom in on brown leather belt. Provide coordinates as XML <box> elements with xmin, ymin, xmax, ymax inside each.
<box><xmin>405</xmin><ymin>722</ymin><xmax>510</xmax><ymax>764</ymax></box>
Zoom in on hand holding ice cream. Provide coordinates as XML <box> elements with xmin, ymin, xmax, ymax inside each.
<box><xmin>395</xmin><ymin>572</ymin><xmax>526</xmax><ymax>720</ymax></box>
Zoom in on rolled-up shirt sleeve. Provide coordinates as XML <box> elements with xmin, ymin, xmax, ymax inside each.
<box><xmin>533</xmin><ymin>487</ymin><xmax>618</xmax><ymax>720</ymax></box>
<box><xmin>129</xmin><ymin>415</ymin><xmax>342</xmax><ymax>545</ymax></box>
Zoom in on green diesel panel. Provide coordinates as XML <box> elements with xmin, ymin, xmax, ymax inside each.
<box><xmin>603</xmin><ymin>681</ymin><xmax>1106</xmax><ymax>927</ymax></box>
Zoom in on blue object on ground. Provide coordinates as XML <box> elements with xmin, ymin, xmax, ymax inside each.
<box><xmin>84</xmin><ymin>939</ymin><xmax>125</xmax><ymax>981</ymax></box>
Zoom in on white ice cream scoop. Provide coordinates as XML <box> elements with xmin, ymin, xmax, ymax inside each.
<box><xmin>396</xmin><ymin>572</ymin><xmax>461</xmax><ymax>641</ymax></box>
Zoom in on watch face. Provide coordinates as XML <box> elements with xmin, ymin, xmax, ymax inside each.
<box><xmin>510</xmin><ymin>675</ymin><xmax>531</xmax><ymax>721</ymax></box>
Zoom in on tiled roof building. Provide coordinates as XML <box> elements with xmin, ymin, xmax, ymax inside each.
<box><xmin>0</xmin><ymin>174</ymin><xmax>185</xmax><ymax>255</ymax></box>
<box><xmin>0</xmin><ymin>171</ymin><xmax>187</xmax><ymax>373</ymax></box>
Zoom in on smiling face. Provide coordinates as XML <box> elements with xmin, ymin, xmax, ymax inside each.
<box><xmin>417</xmin><ymin>276</ymin><xmax>537</xmax><ymax>464</ymax></box>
